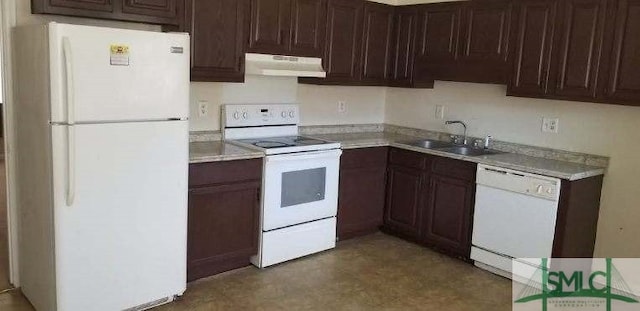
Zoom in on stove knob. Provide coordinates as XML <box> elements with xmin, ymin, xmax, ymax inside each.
<box><xmin>242</xmin><ymin>112</ymin><xmax>249</xmax><ymax>119</ymax></box>
<box><xmin>281</xmin><ymin>111</ymin><xmax>288</xmax><ymax>118</ymax></box>
<box><xmin>233</xmin><ymin>111</ymin><xmax>240</xmax><ymax>120</ymax></box>
<box><xmin>547</xmin><ymin>188</ymin><xmax>554</xmax><ymax>194</ymax></box>
<box><xmin>536</xmin><ymin>185</ymin><xmax>544</xmax><ymax>194</ymax></box>
<box><xmin>289</xmin><ymin>110</ymin><xmax>295</xmax><ymax>118</ymax></box>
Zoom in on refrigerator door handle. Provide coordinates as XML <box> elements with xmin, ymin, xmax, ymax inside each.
<box><xmin>67</xmin><ymin>125</ymin><xmax>75</xmax><ymax>206</ymax></box>
<box><xmin>63</xmin><ymin>37</ymin><xmax>76</xmax><ymax>206</ymax></box>
<box><xmin>62</xmin><ymin>36</ymin><xmax>75</xmax><ymax>125</ymax></box>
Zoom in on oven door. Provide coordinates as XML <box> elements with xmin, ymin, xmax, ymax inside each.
<box><xmin>263</xmin><ymin>149</ymin><xmax>342</xmax><ymax>231</ymax></box>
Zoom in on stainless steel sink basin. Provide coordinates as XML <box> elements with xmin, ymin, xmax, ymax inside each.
<box><xmin>435</xmin><ymin>146</ymin><xmax>503</xmax><ymax>157</ymax></box>
<box><xmin>404</xmin><ymin>139</ymin><xmax>455</xmax><ymax>149</ymax></box>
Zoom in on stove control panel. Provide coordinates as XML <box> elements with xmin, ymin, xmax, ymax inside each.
<box><xmin>223</xmin><ymin>104</ymin><xmax>300</xmax><ymax>127</ymax></box>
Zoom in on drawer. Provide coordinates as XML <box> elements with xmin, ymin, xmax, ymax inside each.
<box><xmin>389</xmin><ymin>148</ymin><xmax>428</xmax><ymax>170</ymax></box>
<box><xmin>341</xmin><ymin>147</ymin><xmax>388</xmax><ymax>169</ymax></box>
<box><xmin>432</xmin><ymin>157</ymin><xmax>476</xmax><ymax>181</ymax></box>
<box><xmin>189</xmin><ymin>158</ymin><xmax>262</xmax><ymax>187</ymax></box>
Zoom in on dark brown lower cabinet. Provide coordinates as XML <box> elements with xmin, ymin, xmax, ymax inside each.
<box><xmin>187</xmin><ymin>159</ymin><xmax>262</xmax><ymax>282</ymax></box>
<box><xmin>552</xmin><ymin>175</ymin><xmax>604</xmax><ymax>258</ymax></box>
<box><xmin>382</xmin><ymin>147</ymin><xmax>604</xmax><ymax>262</ymax></box>
<box><xmin>383</xmin><ymin>148</ymin><xmax>476</xmax><ymax>259</ymax></box>
<box><xmin>337</xmin><ymin>148</ymin><xmax>388</xmax><ymax>240</ymax></box>
<box><xmin>384</xmin><ymin>165</ymin><xmax>424</xmax><ymax>240</ymax></box>
<box><xmin>423</xmin><ymin>170</ymin><xmax>476</xmax><ymax>258</ymax></box>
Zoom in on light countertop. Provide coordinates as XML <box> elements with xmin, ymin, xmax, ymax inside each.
<box><xmin>310</xmin><ymin>132</ymin><xmax>606</xmax><ymax>181</ymax></box>
<box><xmin>189</xmin><ymin>141</ymin><xmax>263</xmax><ymax>163</ymax></box>
<box><xmin>189</xmin><ymin>132</ymin><xmax>605</xmax><ymax>180</ymax></box>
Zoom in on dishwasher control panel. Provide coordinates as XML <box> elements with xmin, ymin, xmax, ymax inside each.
<box><xmin>476</xmin><ymin>165</ymin><xmax>560</xmax><ymax>201</ymax></box>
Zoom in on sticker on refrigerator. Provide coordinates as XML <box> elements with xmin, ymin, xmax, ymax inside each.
<box><xmin>110</xmin><ymin>45</ymin><xmax>130</xmax><ymax>66</ymax></box>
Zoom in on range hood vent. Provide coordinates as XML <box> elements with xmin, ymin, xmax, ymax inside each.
<box><xmin>245</xmin><ymin>53</ymin><xmax>326</xmax><ymax>78</ymax></box>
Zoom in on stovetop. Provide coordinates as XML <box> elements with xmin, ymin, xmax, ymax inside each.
<box><xmin>237</xmin><ymin>136</ymin><xmax>333</xmax><ymax>149</ymax></box>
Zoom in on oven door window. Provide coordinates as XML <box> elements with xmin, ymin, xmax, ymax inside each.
<box><xmin>281</xmin><ymin>168</ymin><xmax>326</xmax><ymax>208</ymax></box>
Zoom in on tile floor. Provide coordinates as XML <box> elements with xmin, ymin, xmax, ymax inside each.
<box><xmin>0</xmin><ymin>233</ymin><xmax>512</xmax><ymax>311</ymax></box>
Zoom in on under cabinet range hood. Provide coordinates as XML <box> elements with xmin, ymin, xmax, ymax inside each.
<box><xmin>245</xmin><ymin>53</ymin><xmax>327</xmax><ymax>78</ymax></box>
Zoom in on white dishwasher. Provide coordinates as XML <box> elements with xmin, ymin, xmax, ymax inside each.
<box><xmin>471</xmin><ymin>164</ymin><xmax>561</xmax><ymax>279</ymax></box>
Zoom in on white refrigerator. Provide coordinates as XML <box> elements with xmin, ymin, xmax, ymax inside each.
<box><xmin>13</xmin><ymin>23</ymin><xmax>189</xmax><ymax>311</ymax></box>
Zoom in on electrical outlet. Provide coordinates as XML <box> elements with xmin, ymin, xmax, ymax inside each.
<box><xmin>198</xmin><ymin>100</ymin><xmax>209</xmax><ymax>117</ymax></box>
<box><xmin>435</xmin><ymin>105</ymin><xmax>445</xmax><ymax>120</ymax></box>
<box><xmin>338</xmin><ymin>101</ymin><xmax>347</xmax><ymax>113</ymax></box>
<box><xmin>542</xmin><ymin>118</ymin><xmax>559</xmax><ymax>133</ymax></box>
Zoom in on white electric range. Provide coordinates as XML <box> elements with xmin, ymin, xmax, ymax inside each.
<box><xmin>223</xmin><ymin>104</ymin><xmax>342</xmax><ymax>268</ymax></box>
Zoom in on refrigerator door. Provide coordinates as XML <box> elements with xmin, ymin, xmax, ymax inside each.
<box><xmin>51</xmin><ymin>121</ymin><xmax>188</xmax><ymax>311</ymax></box>
<box><xmin>48</xmin><ymin>23</ymin><xmax>189</xmax><ymax>123</ymax></box>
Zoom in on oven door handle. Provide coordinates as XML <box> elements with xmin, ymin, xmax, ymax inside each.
<box><xmin>265</xmin><ymin>149</ymin><xmax>342</xmax><ymax>163</ymax></box>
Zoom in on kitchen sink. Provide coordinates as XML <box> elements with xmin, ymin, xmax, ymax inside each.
<box><xmin>435</xmin><ymin>146</ymin><xmax>503</xmax><ymax>157</ymax></box>
<box><xmin>404</xmin><ymin>139</ymin><xmax>456</xmax><ymax>149</ymax></box>
<box><xmin>402</xmin><ymin>139</ymin><xmax>503</xmax><ymax>157</ymax></box>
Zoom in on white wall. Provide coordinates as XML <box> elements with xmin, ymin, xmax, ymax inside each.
<box><xmin>190</xmin><ymin>77</ymin><xmax>386</xmax><ymax>131</ymax></box>
<box><xmin>386</xmin><ymin>81</ymin><xmax>640</xmax><ymax>257</ymax></box>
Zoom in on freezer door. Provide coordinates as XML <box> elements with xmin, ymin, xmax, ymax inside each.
<box><xmin>51</xmin><ymin>121</ymin><xmax>188</xmax><ymax>311</ymax></box>
<box><xmin>49</xmin><ymin>23</ymin><xmax>189</xmax><ymax>123</ymax></box>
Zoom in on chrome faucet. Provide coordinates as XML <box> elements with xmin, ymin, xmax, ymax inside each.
<box><xmin>445</xmin><ymin>120</ymin><xmax>468</xmax><ymax>145</ymax></box>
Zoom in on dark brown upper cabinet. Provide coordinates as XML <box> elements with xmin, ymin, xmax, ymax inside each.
<box><xmin>601</xmin><ymin>0</ymin><xmax>640</xmax><ymax>105</ymax></box>
<box><xmin>459</xmin><ymin>0</ymin><xmax>513</xmax><ymax>83</ymax></box>
<box><xmin>310</xmin><ymin>0</ymin><xmax>364</xmax><ymax>83</ymax></box>
<box><xmin>507</xmin><ymin>0</ymin><xmax>558</xmax><ymax>97</ymax></box>
<box><xmin>248</xmin><ymin>0</ymin><xmax>327</xmax><ymax>57</ymax></box>
<box><xmin>122</xmin><ymin>0</ymin><xmax>178</xmax><ymax>19</ymax></box>
<box><xmin>552</xmin><ymin>0</ymin><xmax>608</xmax><ymax>100</ymax></box>
<box><xmin>182</xmin><ymin>0</ymin><xmax>249</xmax><ymax>82</ymax></box>
<box><xmin>360</xmin><ymin>2</ymin><xmax>394</xmax><ymax>84</ymax></box>
<box><xmin>290</xmin><ymin>0</ymin><xmax>328</xmax><ymax>57</ymax></box>
<box><xmin>506</xmin><ymin>0</ymin><xmax>640</xmax><ymax>106</ymax></box>
<box><xmin>388</xmin><ymin>7</ymin><xmax>420</xmax><ymax>87</ymax></box>
<box><xmin>414</xmin><ymin>2</ymin><xmax>463</xmax><ymax>82</ymax></box>
<box><xmin>32</xmin><ymin>0</ymin><xmax>183</xmax><ymax>25</ymax></box>
<box><xmin>299</xmin><ymin>0</ymin><xmax>396</xmax><ymax>87</ymax></box>
<box><xmin>248</xmin><ymin>0</ymin><xmax>293</xmax><ymax>54</ymax></box>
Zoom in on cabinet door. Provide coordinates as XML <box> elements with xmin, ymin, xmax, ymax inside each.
<box><xmin>389</xmin><ymin>7</ymin><xmax>418</xmax><ymax>87</ymax></box>
<box><xmin>338</xmin><ymin>148</ymin><xmax>388</xmax><ymax>240</ymax></box>
<box><xmin>248</xmin><ymin>0</ymin><xmax>292</xmax><ymax>54</ymax></box>
<box><xmin>552</xmin><ymin>0</ymin><xmax>608</xmax><ymax>99</ymax></box>
<box><xmin>602</xmin><ymin>0</ymin><xmax>640</xmax><ymax>104</ymax></box>
<box><xmin>185</xmin><ymin>0</ymin><xmax>248</xmax><ymax>82</ymax></box>
<box><xmin>508</xmin><ymin>0</ymin><xmax>557</xmax><ymax>97</ymax></box>
<box><xmin>290</xmin><ymin>0</ymin><xmax>327</xmax><ymax>57</ymax></box>
<box><xmin>34</xmin><ymin>0</ymin><xmax>114</xmax><ymax>13</ymax></box>
<box><xmin>312</xmin><ymin>0</ymin><xmax>364</xmax><ymax>83</ymax></box>
<box><xmin>423</xmin><ymin>174</ymin><xmax>475</xmax><ymax>258</ymax></box>
<box><xmin>459</xmin><ymin>0</ymin><xmax>512</xmax><ymax>83</ymax></box>
<box><xmin>414</xmin><ymin>3</ymin><xmax>463</xmax><ymax>81</ymax></box>
<box><xmin>187</xmin><ymin>181</ymin><xmax>260</xmax><ymax>281</ymax></box>
<box><xmin>384</xmin><ymin>165</ymin><xmax>424</xmax><ymax>239</ymax></box>
<box><xmin>361</xmin><ymin>2</ymin><xmax>394</xmax><ymax>84</ymax></box>
<box><xmin>122</xmin><ymin>0</ymin><xmax>179</xmax><ymax>20</ymax></box>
